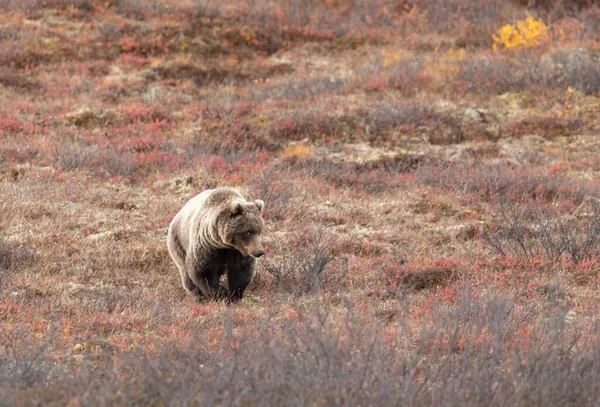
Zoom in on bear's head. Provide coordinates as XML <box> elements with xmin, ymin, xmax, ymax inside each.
<box><xmin>219</xmin><ymin>199</ymin><xmax>265</xmax><ymax>258</ymax></box>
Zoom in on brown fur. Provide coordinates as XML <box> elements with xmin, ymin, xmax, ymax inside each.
<box><xmin>167</xmin><ymin>187</ymin><xmax>265</xmax><ymax>302</ymax></box>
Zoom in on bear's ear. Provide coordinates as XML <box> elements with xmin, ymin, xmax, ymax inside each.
<box><xmin>254</xmin><ymin>199</ymin><xmax>264</xmax><ymax>212</ymax></box>
<box><xmin>230</xmin><ymin>201</ymin><xmax>244</xmax><ymax>217</ymax></box>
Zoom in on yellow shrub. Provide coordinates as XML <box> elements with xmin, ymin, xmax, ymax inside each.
<box><xmin>281</xmin><ymin>143</ymin><xmax>314</xmax><ymax>160</ymax></box>
<box><xmin>493</xmin><ymin>16</ymin><xmax>548</xmax><ymax>50</ymax></box>
<box><xmin>383</xmin><ymin>50</ymin><xmax>403</xmax><ymax>69</ymax></box>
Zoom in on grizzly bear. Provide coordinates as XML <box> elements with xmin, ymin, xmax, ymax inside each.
<box><xmin>167</xmin><ymin>187</ymin><xmax>265</xmax><ymax>302</ymax></box>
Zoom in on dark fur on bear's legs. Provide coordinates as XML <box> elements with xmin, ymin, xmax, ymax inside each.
<box><xmin>225</xmin><ymin>249</ymin><xmax>256</xmax><ymax>302</ymax></box>
<box><xmin>181</xmin><ymin>272</ymin><xmax>204</xmax><ymax>297</ymax></box>
<box><xmin>180</xmin><ymin>249</ymin><xmax>254</xmax><ymax>302</ymax></box>
<box><xmin>185</xmin><ymin>249</ymin><xmax>230</xmax><ymax>300</ymax></box>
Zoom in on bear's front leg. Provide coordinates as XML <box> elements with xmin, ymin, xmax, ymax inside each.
<box><xmin>185</xmin><ymin>254</ymin><xmax>229</xmax><ymax>300</ymax></box>
<box><xmin>226</xmin><ymin>253</ymin><xmax>256</xmax><ymax>302</ymax></box>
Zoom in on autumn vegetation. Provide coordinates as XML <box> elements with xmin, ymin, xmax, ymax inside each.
<box><xmin>1</xmin><ymin>0</ymin><xmax>600</xmax><ymax>405</ymax></box>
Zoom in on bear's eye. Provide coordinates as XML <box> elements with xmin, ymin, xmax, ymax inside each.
<box><xmin>245</xmin><ymin>231</ymin><xmax>253</xmax><ymax>237</ymax></box>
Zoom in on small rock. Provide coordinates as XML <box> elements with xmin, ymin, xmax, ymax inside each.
<box><xmin>59</xmin><ymin>201</ymin><xmax>77</xmax><ymax>211</ymax></box>
<box><xmin>85</xmin><ymin>231</ymin><xmax>117</xmax><ymax>242</ymax></box>
<box><xmin>565</xmin><ymin>310</ymin><xmax>577</xmax><ymax>324</ymax></box>
<box><xmin>73</xmin><ymin>343</ymin><xmax>86</xmax><ymax>353</ymax></box>
<box><xmin>142</xmin><ymin>85</ymin><xmax>166</xmax><ymax>103</ymax></box>
<box><xmin>152</xmin><ymin>180</ymin><xmax>170</xmax><ymax>190</ymax></box>
<box><xmin>63</xmin><ymin>282</ymin><xmax>86</xmax><ymax>291</ymax></box>
<box><xmin>62</xmin><ymin>107</ymin><xmax>111</xmax><ymax>127</ymax></box>
<box><xmin>464</xmin><ymin>107</ymin><xmax>488</xmax><ymax>123</ymax></box>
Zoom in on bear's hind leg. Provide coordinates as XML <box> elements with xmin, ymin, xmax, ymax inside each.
<box><xmin>167</xmin><ymin>227</ymin><xmax>202</xmax><ymax>296</ymax></box>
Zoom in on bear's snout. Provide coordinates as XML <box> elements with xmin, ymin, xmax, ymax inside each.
<box><xmin>252</xmin><ymin>250</ymin><xmax>265</xmax><ymax>258</ymax></box>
